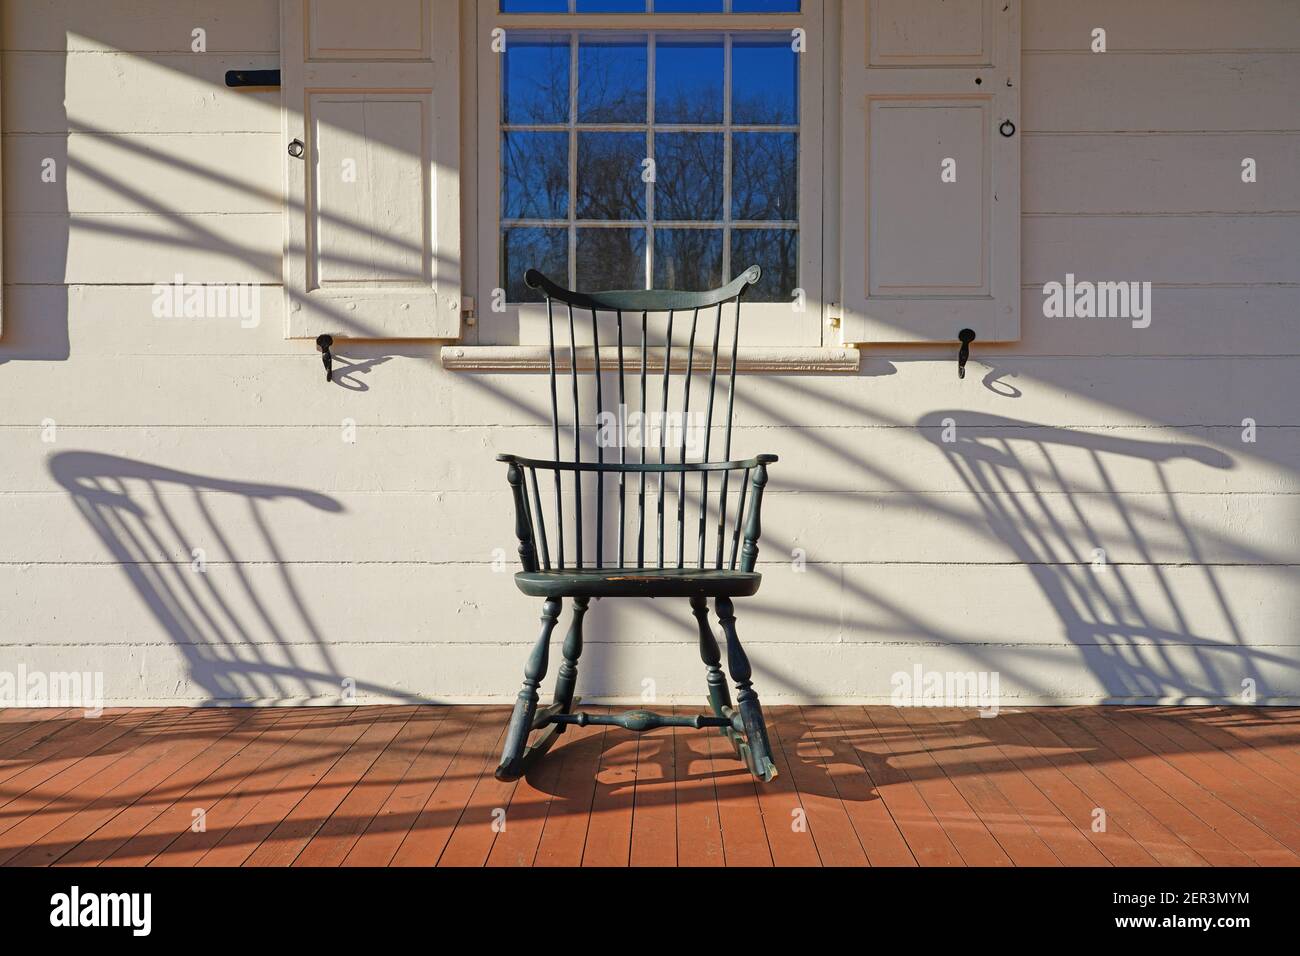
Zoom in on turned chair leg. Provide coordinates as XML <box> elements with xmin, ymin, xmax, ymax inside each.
<box><xmin>690</xmin><ymin>595</ymin><xmax>732</xmax><ymax>720</ymax></box>
<box><xmin>552</xmin><ymin>596</ymin><xmax>589</xmax><ymax>732</ymax></box>
<box><xmin>715</xmin><ymin>596</ymin><xmax>777</xmax><ymax>780</ymax></box>
<box><xmin>497</xmin><ymin>597</ymin><xmax>562</xmax><ymax>780</ymax></box>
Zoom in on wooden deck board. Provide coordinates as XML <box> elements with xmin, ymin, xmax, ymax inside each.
<box><xmin>1085</xmin><ymin>710</ymin><xmax>1300</xmax><ymax>864</ymax></box>
<box><xmin>1</xmin><ymin>704</ymin><xmax>1297</xmax><ymax>867</ymax></box>
<box><xmin>191</xmin><ymin>709</ymin><xmax>360</xmax><ymax>867</ymax></box>
<box><xmin>580</xmin><ymin>707</ymin><xmax>639</xmax><ymax>867</ymax></box>
<box><xmin>388</xmin><ymin>706</ymin><xmax>509</xmax><ymax>867</ymax></box>
<box><xmin>672</xmin><ymin>706</ymin><xmax>725</xmax><ymax>867</ymax></box>
<box><xmin>10</xmin><ymin>708</ymin><xmax>257</xmax><ymax>867</ymax></box>
<box><xmin>777</xmin><ymin>707</ymin><xmax>868</xmax><ymax>866</ymax></box>
<box><xmin>901</xmin><ymin>707</ymin><xmax>1062</xmax><ymax>866</ymax></box>
<box><xmin>866</xmin><ymin>707</ymin><xmax>1011</xmax><ymax>866</ymax></box>
<box><xmin>1016</xmin><ymin>711</ymin><xmax>1209</xmax><ymax>867</ymax></box>
<box><xmin>154</xmin><ymin>708</ymin><xmax>347</xmax><ymax>867</ymax></box>
<box><xmin>1039</xmin><ymin>710</ymin><xmax>1255</xmax><ymax>867</ymax></box>
<box><xmin>0</xmin><ymin>710</ymin><xmax>185</xmax><ymax>852</ymax></box>
<box><xmin>80</xmin><ymin>709</ymin><xmax>306</xmax><ymax>866</ymax></box>
<box><xmin>242</xmin><ymin>708</ymin><xmax>413</xmax><ymax>867</ymax></box>
<box><xmin>921</xmin><ymin>708</ymin><xmax>1109</xmax><ymax>867</ymax></box>
<box><xmin>627</xmin><ymin>721</ymin><xmax>677</xmax><ymax>867</ymax></box>
<box><xmin>982</xmin><ymin>710</ymin><xmax>1161</xmax><ymax>867</ymax></box>
<box><xmin>533</xmin><ymin>714</ymin><xmax>606</xmax><ymax>867</ymax></box>
<box><xmin>485</xmin><ymin>713</ymin><xmax>570</xmax><ymax>867</ymax></box>
<box><xmin>815</xmin><ymin>705</ymin><xmax>917</xmax><ymax>867</ymax></box>
<box><xmin>751</xmin><ymin>709</ymin><xmax>822</xmax><ymax>867</ymax></box>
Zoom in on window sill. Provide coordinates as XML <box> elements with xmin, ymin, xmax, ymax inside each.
<box><xmin>439</xmin><ymin>345</ymin><xmax>860</xmax><ymax>374</ymax></box>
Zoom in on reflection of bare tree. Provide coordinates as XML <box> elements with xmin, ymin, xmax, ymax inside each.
<box><xmin>578</xmin><ymin>39</ymin><xmax>648</xmax><ymax>122</ymax></box>
<box><xmin>733</xmin><ymin>227</ymin><xmax>796</xmax><ymax>301</ymax></box>
<box><xmin>732</xmin><ymin>132</ymin><xmax>797</xmax><ymax>220</ymax></box>
<box><xmin>503</xmin><ymin>133</ymin><xmax>569</xmax><ymax>220</ymax></box>
<box><xmin>504</xmin><ymin>227</ymin><xmax>567</xmax><ymax>301</ymax></box>
<box><xmin>654</xmin><ymin>127</ymin><xmax>723</xmax><ymax>220</ymax></box>
<box><xmin>577</xmin><ymin>227</ymin><xmax>645</xmax><ymax>291</ymax></box>
<box><xmin>504</xmin><ymin>37</ymin><xmax>570</xmax><ymax>124</ymax></box>
<box><xmin>655</xmin><ymin>230</ymin><xmax>723</xmax><ymax>290</ymax></box>
<box><xmin>577</xmin><ymin>133</ymin><xmax>647</xmax><ymax>220</ymax></box>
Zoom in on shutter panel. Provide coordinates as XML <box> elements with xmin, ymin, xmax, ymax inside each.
<box><xmin>0</xmin><ymin>25</ymin><xmax>4</xmax><ymax>340</ymax></box>
<box><xmin>840</xmin><ymin>0</ymin><xmax>1020</xmax><ymax>343</ymax></box>
<box><xmin>281</xmin><ymin>0</ymin><xmax>460</xmax><ymax>339</ymax></box>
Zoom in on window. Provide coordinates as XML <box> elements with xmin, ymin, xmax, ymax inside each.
<box><xmin>478</xmin><ymin>0</ymin><xmax>825</xmax><ymax>348</ymax></box>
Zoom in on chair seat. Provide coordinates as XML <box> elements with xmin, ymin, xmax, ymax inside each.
<box><xmin>515</xmin><ymin>567</ymin><xmax>761</xmax><ymax>599</ymax></box>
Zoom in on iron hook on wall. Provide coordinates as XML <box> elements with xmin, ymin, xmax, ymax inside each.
<box><xmin>316</xmin><ymin>334</ymin><xmax>334</xmax><ymax>383</ymax></box>
<box><xmin>957</xmin><ymin>329</ymin><xmax>976</xmax><ymax>380</ymax></box>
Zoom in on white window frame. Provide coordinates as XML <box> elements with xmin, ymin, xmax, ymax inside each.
<box><xmin>471</xmin><ymin>0</ymin><xmax>828</xmax><ymax>350</ymax></box>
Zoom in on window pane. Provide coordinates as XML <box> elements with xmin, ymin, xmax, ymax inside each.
<box><xmin>732</xmin><ymin>131</ymin><xmax>796</xmax><ymax>220</ymax></box>
<box><xmin>655</xmin><ymin>35</ymin><xmax>724</xmax><ymax>124</ymax></box>
<box><xmin>502</xmin><ymin>132</ymin><xmax>569</xmax><ymax>220</ymax></box>
<box><xmin>731</xmin><ymin>228</ymin><xmax>796</xmax><ymax>302</ymax></box>
<box><xmin>654</xmin><ymin>229</ymin><xmax>723</xmax><ymax>290</ymax></box>
<box><xmin>577</xmin><ymin>228</ymin><xmax>647</xmax><ymax>290</ymax></box>
<box><xmin>654</xmin><ymin>132</ymin><xmax>723</xmax><ymax>221</ymax></box>
<box><xmin>502</xmin><ymin>0</ymin><xmax>568</xmax><ymax>11</ymax></box>
<box><xmin>578</xmin><ymin>132</ymin><xmax>647</xmax><ymax>220</ymax></box>
<box><xmin>731</xmin><ymin>35</ymin><xmax>798</xmax><ymax>125</ymax></box>
<box><xmin>577</xmin><ymin>0</ymin><xmax>647</xmax><ymax>10</ymax></box>
<box><xmin>504</xmin><ymin>227</ymin><xmax>568</xmax><ymax>302</ymax></box>
<box><xmin>578</xmin><ymin>35</ymin><xmax>648</xmax><ymax>123</ymax></box>
<box><xmin>656</xmin><ymin>0</ymin><xmax>724</xmax><ymax>10</ymax></box>
<box><xmin>503</xmin><ymin>35</ymin><xmax>570</xmax><ymax>125</ymax></box>
<box><xmin>732</xmin><ymin>0</ymin><xmax>800</xmax><ymax>11</ymax></box>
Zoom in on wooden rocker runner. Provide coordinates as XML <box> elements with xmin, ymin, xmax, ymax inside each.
<box><xmin>494</xmin><ymin>265</ymin><xmax>780</xmax><ymax>783</ymax></box>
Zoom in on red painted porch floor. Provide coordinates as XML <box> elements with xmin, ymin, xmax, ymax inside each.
<box><xmin>1</xmin><ymin>705</ymin><xmax>1298</xmax><ymax>867</ymax></box>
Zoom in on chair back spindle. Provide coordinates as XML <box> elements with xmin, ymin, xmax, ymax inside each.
<box><xmin>518</xmin><ymin>266</ymin><xmax>763</xmax><ymax>574</ymax></box>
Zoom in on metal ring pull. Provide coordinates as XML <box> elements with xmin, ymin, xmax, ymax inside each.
<box><xmin>288</xmin><ymin>138</ymin><xmax>305</xmax><ymax>158</ymax></box>
<box><xmin>999</xmin><ymin>119</ymin><xmax>1016</xmax><ymax>137</ymax></box>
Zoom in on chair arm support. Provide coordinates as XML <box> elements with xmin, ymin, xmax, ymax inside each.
<box><xmin>740</xmin><ymin>458</ymin><xmax>774</xmax><ymax>573</ymax></box>
<box><xmin>503</xmin><ymin>460</ymin><xmax>538</xmax><ymax>572</ymax></box>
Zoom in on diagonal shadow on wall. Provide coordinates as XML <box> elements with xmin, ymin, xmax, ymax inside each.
<box><xmin>48</xmin><ymin>451</ymin><xmax>419</xmax><ymax>705</ymax></box>
<box><xmin>916</xmin><ymin>411</ymin><xmax>1298</xmax><ymax>703</ymax></box>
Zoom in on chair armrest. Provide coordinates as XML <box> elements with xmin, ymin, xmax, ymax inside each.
<box><xmin>496</xmin><ymin>453</ymin><xmax>777</xmax><ymax>473</ymax></box>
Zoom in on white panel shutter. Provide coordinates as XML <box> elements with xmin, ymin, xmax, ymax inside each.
<box><xmin>840</xmin><ymin>0</ymin><xmax>1020</xmax><ymax>343</ymax></box>
<box><xmin>0</xmin><ymin>24</ymin><xmax>4</xmax><ymax>339</ymax></box>
<box><xmin>281</xmin><ymin>0</ymin><xmax>461</xmax><ymax>339</ymax></box>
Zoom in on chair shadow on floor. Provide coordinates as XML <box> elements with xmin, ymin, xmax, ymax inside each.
<box><xmin>514</xmin><ymin>702</ymin><xmax>1299</xmax><ymax>830</ymax></box>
